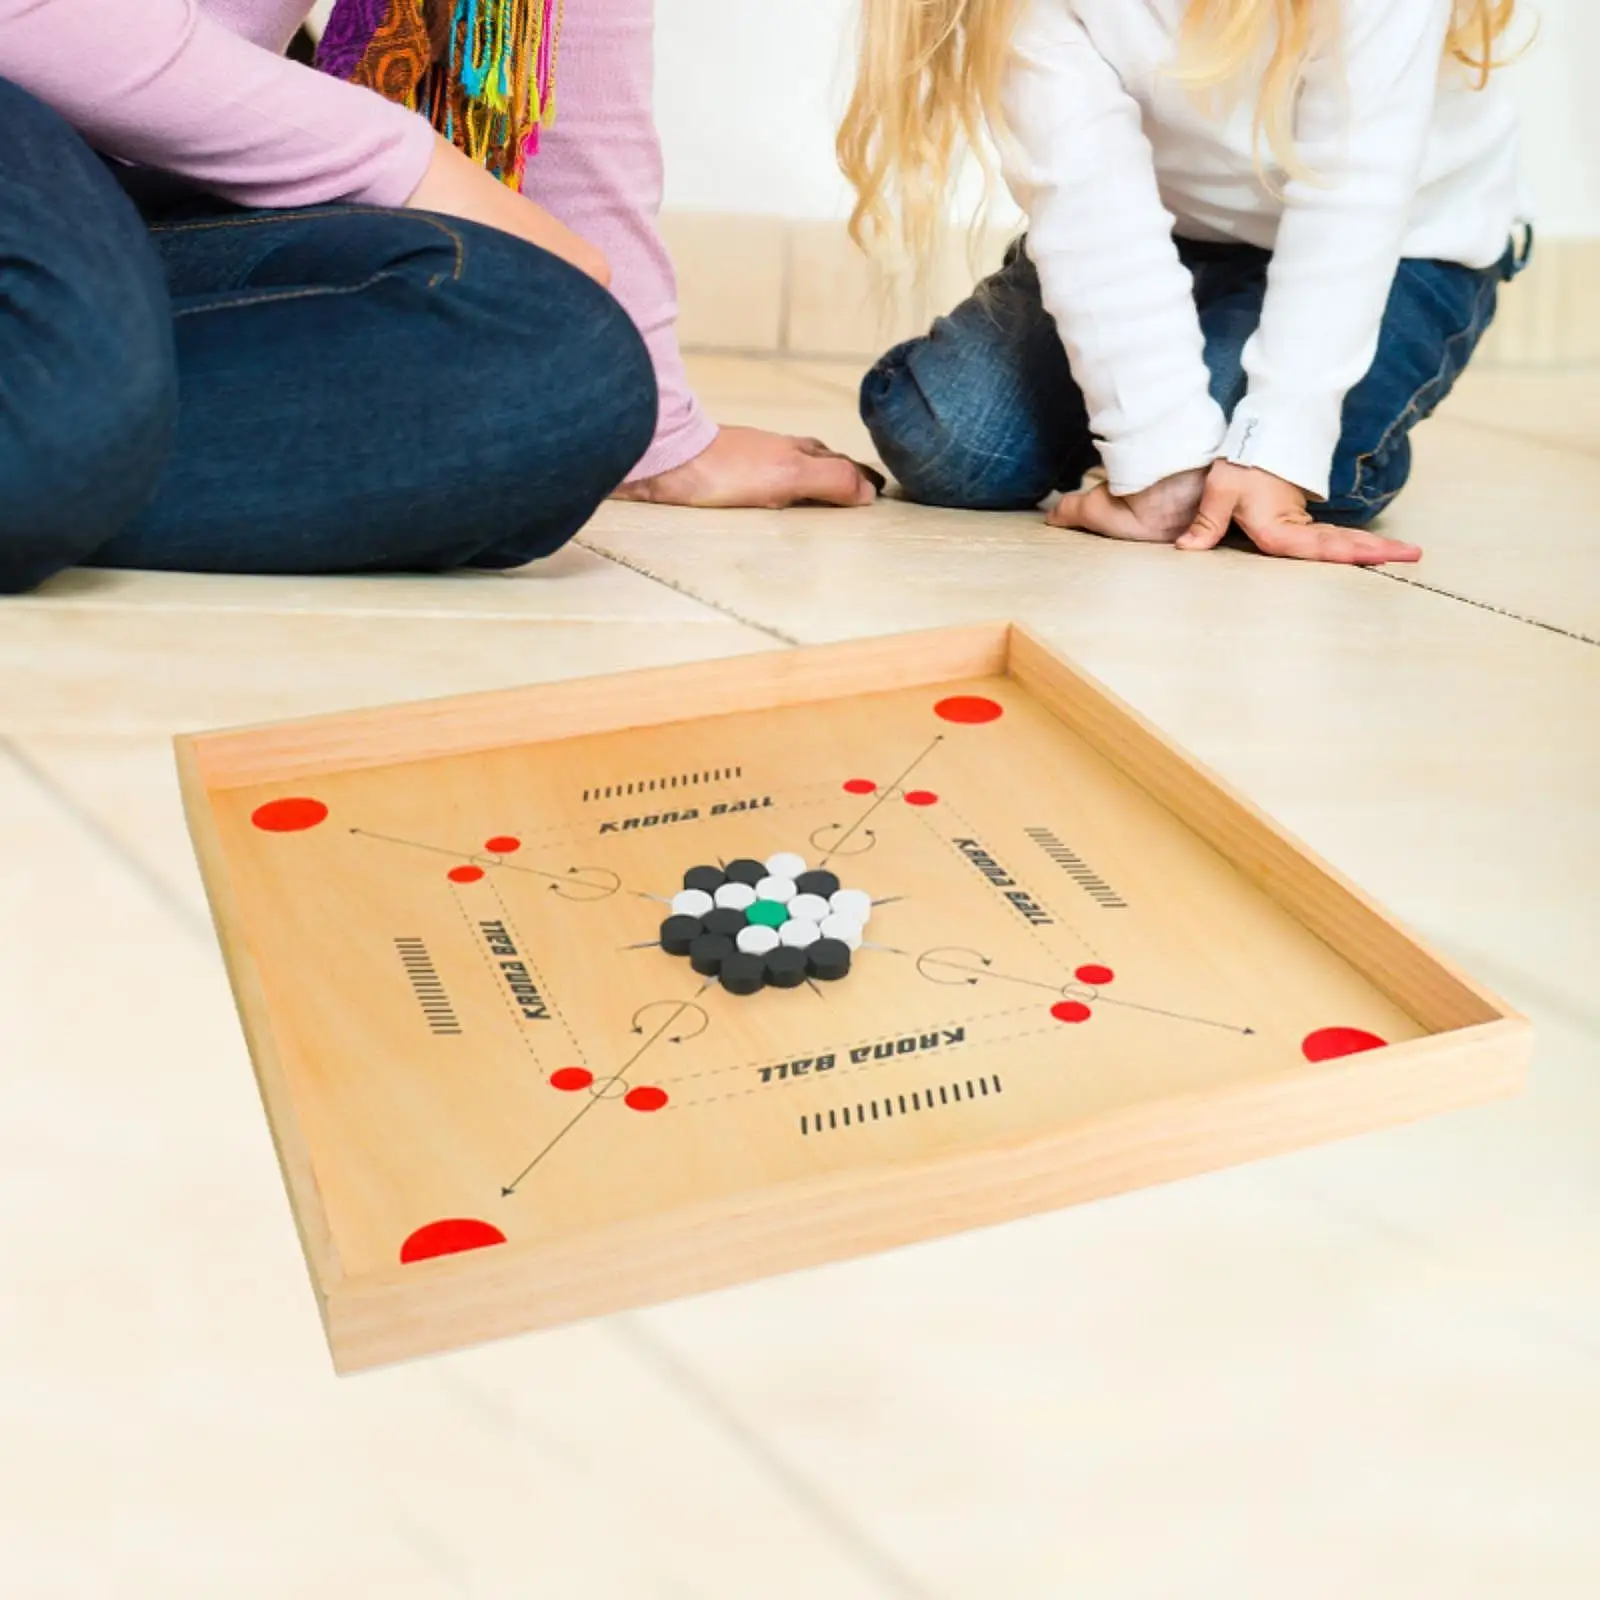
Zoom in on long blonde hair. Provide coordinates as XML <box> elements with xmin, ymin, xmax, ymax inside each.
<box><xmin>838</xmin><ymin>0</ymin><xmax>1520</xmax><ymax>268</ymax></box>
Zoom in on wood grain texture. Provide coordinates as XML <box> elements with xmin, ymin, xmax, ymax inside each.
<box><xmin>174</xmin><ymin>739</ymin><xmax>346</xmax><ymax>1313</ymax></box>
<box><xmin>1005</xmin><ymin>626</ymin><xmax>1512</xmax><ymax>1033</ymax></box>
<box><xmin>324</xmin><ymin>1019</ymin><xmax>1526</xmax><ymax>1372</ymax></box>
<box><xmin>177</xmin><ymin>624</ymin><xmax>1531</xmax><ymax>1371</ymax></box>
<box><xmin>189</xmin><ymin>621</ymin><xmax>1012</xmax><ymax>789</ymax></box>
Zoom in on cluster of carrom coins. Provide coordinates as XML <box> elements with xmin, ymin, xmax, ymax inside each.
<box><xmin>659</xmin><ymin>851</ymin><xmax>873</xmax><ymax>995</ymax></box>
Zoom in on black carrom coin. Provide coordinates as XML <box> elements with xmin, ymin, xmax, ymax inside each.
<box><xmin>807</xmin><ymin>938</ymin><xmax>852</xmax><ymax>982</ymax></box>
<box><xmin>659</xmin><ymin>914</ymin><xmax>703</xmax><ymax>956</ymax></box>
<box><xmin>720</xmin><ymin>952</ymin><xmax>767</xmax><ymax>995</ymax></box>
<box><xmin>683</xmin><ymin>864</ymin><xmax>726</xmax><ymax>894</ymax></box>
<box><xmin>703</xmin><ymin>906</ymin><xmax>748</xmax><ymax>939</ymax></box>
<box><xmin>689</xmin><ymin>932</ymin><xmax>735</xmax><ymax>977</ymax></box>
<box><xmin>795</xmin><ymin>869</ymin><xmax>841</xmax><ymax>900</ymax></box>
<box><xmin>724</xmin><ymin>858</ymin><xmax>767</xmax><ymax>888</ymax></box>
<box><xmin>763</xmin><ymin>946</ymin><xmax>809</xmax><ymax>989</ymax></box>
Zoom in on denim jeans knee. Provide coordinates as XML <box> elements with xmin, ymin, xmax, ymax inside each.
<box><xmin>861</xmin><ymin>340</ymin><xmax>1085</xmax><ymax>512</ymax></box>
<box><xmin>860</xmin><ymin>236</ymin><xmax>1097</xmax><ymax>509</ymax></box>
<box><xmin>467</xmin><ymin>256</ymin><xmax>659</xmax><ymax>568</ymax></box>
<box><xmin>0</xmin><ymin>77</ymin><xmax>177</xmax><ymax>591</ymax></box>
<box><xmin>1314</xmin><ymin>251</ymin><xmax>1515</xmax><ymax>527</ymax></box>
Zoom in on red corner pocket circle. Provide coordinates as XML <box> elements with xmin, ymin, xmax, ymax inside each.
<box><xmin>400</xmin><ymin>1218</ymin><xmax>507</xmax><ymax>1265</ymax></box>
<box><xmin>250</xmin><ymin>797</ymin><xmax>328</xmax><ymax>832</ymax></box>
<box><xmin>1301</xmin><ymin>1026</ymin><xmax>1387</xmax><ymax>1063</ymax></box>
<box><xmin>934</xmin><ymin>695</ymin><xmax>1004</xmax><ymax>724</ymax></box>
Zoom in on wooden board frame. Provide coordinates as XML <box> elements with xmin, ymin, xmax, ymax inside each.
<box><xmin>176</xmin><ymin>622</ymin><xmax>1531</xmax><ymax>1372</ymax></box>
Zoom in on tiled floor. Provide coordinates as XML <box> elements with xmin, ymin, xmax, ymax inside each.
<box><xmin>3</xmin><ymin>356</ymin><xmax>1597</xmax><ymax>1598</ymax></box>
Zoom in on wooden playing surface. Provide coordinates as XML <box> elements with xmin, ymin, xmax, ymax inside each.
<box><xmin>178</xmin><ymin>624</ymin><xmax>1530</xmax><ymax>1371</ymax></box>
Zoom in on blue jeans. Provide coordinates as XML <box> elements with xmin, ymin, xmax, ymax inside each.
<box><xmin>861</xmin><ymin>232</ymin><xmax>1528</xmax><ymax>525</ymax></box>
<box><xmin>0</xmin><ymin>77</ymin><xmax>658</xmax><ymax>594</ymax></box>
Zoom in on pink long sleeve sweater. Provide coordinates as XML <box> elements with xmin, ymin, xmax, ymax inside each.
<box><xmin>0</xmin><ymin>0</ymin><xmax>715</xmax><ymax>479</ymax></box>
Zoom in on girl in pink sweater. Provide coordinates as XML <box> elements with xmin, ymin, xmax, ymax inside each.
<box><xmin>0</xmin><ymin>0</ymin><xmax>874</xmax><ymax>593</ymax></box>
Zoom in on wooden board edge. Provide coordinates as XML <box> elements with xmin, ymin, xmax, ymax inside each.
<box><xmin>172</xmin><ymin>735</ymin><xmax>347</xmax><ymax>1311</ymax></box>
<box><xmin>1003</xmin><ymin>626</ymin><xmax>1522</xmax><ymax>1037</ymax></box>
<box><xmin>187</xmin><ymin>621</ymin><xmax>1015</xmax><ymax>791</ymax></box>
<box><xmin>321</xmin><ymin>1017</ymin><xmax>1530</xmax><ymax>1373</ymax></box>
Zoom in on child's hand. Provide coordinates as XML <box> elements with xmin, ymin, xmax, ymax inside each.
<box><xmin>1047</xmin><ymin>468</ymin><xmax>1207</xmax><ymax>542</ymax></box>
<box><xmin>1176</xmin><ymin>463</ymin><xmax>1421</xmax><ymax>565</ymax></box>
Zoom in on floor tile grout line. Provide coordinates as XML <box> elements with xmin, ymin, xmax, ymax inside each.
<box><xmin>0</xmin><ymin>736</ymin><xmax>216</xmax><ymax>944</ymax></box>
<box><xmin>613</xmin><ymin>1317</ymin><xmax>943</xmax><ymax>1600</ymax></box>
<box><xmin>575</xmin><ymin>539</ymin><xmax>802</xmax><ymax>646</ymax></box>
<box><xmin>6</xmin><ymin>600</ymin><xmax>741</xmax><ymax>625</ymax></box>
<box><xmin>1362</xmin><ymin>569</ymin><xmax>1599</xmax><ymax>648</ymax></box>
<box><xmin>588</xmin><ymin>532</ymin><xmax>1599</xmax><ymax>653</ymax></box>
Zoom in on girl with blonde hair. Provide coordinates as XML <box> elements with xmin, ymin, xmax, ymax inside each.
<box><xmin>840</xmin><ymin>0</ymin><xmax>1530</xmax><ymax>564</ymax></box>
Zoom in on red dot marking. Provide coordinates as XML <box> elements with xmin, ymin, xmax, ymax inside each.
<box><xmin>935</xmin><ymin>695</ymin><xmax>1004</xmax><ymax>725</ymax></box>
<box><xmin>485</xmin><ymin>835</ymin><xmax>521</xmax><ymax>854</ymax></box>
<box><xmin>447</xmin><ymin>865</ymin><xmax>484</xmax><ymax>884</ymax></box>
<box><xmin>550</xmin><ymin>1066</ymin><xmax>594</xmax><ymax>1092</ymax></box>
<box><xmin>1051</xmin><ymin>1001</ymin><xmax>1092</xmax><ymax>1023</ymax></box>
<box><xmin>1075</xmin><ymin>964</ymin><xmax>1115</xmax><ymax>986</ymax></box>
<box><xmin>1302</xmin><ymin>1026</ymin><xmax>1387</xmax><ymax>1063</ymax></box>
<box><xmin>843</xmin><ymin>778</ymin><xmax>877</xmax><ymax>795</ymax></box>
<box><xmin>625</xmin><ymin>1086</ymin><xmax>669</xmax><ymax>1113</ymax></box>
<box><xmin>904</xmin><ymin>790</ymin><xmax>939</xmax><ymax>807</ymax></box>
<box><xmin>250</xmin><ymin>797</ymin><xmax>328</xmax><ymax>833</ymax></box>
<box><xmin>399</xmin><ymin>1218</ymin><xmax>507</xmax><ymax>1265</ymax></box>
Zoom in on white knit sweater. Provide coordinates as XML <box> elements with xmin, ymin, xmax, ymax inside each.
<box><xmin>1001</xmin><ymin>0</ymin><xmax>1528</xmax><ymax>498</ymax></box>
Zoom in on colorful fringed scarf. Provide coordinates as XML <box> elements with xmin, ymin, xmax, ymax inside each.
<box><xmin>316</xmin><ymin>0</ymin><xmax>564</xmax><ymax>187</ymax></box>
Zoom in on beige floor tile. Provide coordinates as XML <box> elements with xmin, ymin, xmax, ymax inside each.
<box><xmin>1441</xmin><ymin>368</ymin><xmax>1600</xmax><ymax>460</ymax></box>
<box><xmin>7</xmin><ymin>350</ymin><xmax>1595</xmax><ymax>1594</ymax></box>
<box><xmin>585</xmin><ymin>481</ymin><xmax>1575</xmax><ymax>659</ymax></box>
<box><xmin>633</xmin><ymin>1094</ymin><xmax>1600</xmax><ymax>1599</ymax></box>
<box><xmin>2</xmin><ymin>605</ymin><xmax>782</xmax><ymax>934</ymax></box>
<box><xmin>662</xmin><ymin>355</ymin><xmax>1600</xmax><ymax>643</ymax></box>
<box><xmin>0</xmin><ymin>611</ymin><xmax>776</xmax><ymax>737</ymax></box>
<box><xmin>587</xmin><ymin>390</ymin><xmax>1600</xmax><ymax>1595</ymax></box>
<box><xmin>583</xmin><ymin>492</ymin><xmax>1600</xmax><ymax>1022</ymax></box>
<box><xmin>682</xmin><ymin>353</ymin><xmax>872</xmax><ymax>410</ymax></box>
<box><xmin>1379</xmin><ymin>415</ymin><xmax>1600</xmax><ymax>641</ymax></box>
<box><xmin>9</xmin><ymin>734</ymin><xmax>213</xmax><ymax>922</ymax></box>
<box><xmin>784</xmin><ymin>358</ymin><xmax>872</xmax><ymax>399</ymax></box>
<box><xmin>0</xmin><ymin>747</ymin><xmax>911</xmax><ymax>1600</ymax></box>
<box><xmin>683</xmin><ymin>352</ymin><xmax>863</xmax><ymax>408</ymax></box>
<box><xmin>14</xmin><ymin>539</ymin><xmax>728</xmax><ymax>624</ymax></box>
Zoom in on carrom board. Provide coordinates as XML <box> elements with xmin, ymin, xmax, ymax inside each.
<box><xmin>176</xmin><ymin>623</ymin><xmax>1531</xmax><ymax>1372</ymax></box>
